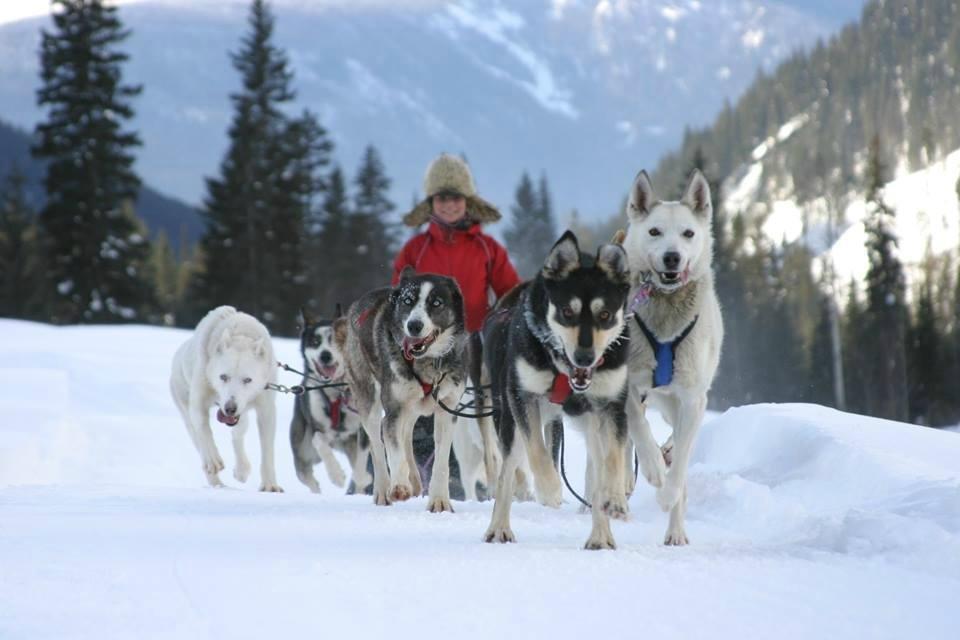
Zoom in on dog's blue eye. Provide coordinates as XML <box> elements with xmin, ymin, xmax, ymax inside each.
<box><xmin>403</xmin><ymin>297</ymin><xmax>415</xmax><ymax>306</ymax></box>
<box><xmin>649</xmin><ymin>228</ymin><xmax>661</xmax><ymax>237</ymax></box>
<box><xmin>220</xmin><ymin>374</ymin><xmax>229</xmax><ymax>382</ymax></box>
<box><xmin>683</xmin><ymin>229</ymin><xmax>695</xmax><ymax>238</ymax></box>
<box><xmin>431</xmin><ymin>298</ymin><xmax>443</xmax><ymax>307</ymax></box>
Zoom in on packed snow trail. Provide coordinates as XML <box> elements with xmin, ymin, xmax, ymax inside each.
<box><xmin>1</xmin><ymin>320</ymin><xmax>957</xmax><ymax>639</ymax></box>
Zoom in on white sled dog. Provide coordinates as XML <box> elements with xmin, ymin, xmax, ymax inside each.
<box><xmin>621</xmin><ymin>170</ymin><xmax>723</xmax><ymax>545</ymax></box>
<box><xmin>170</xmin><ymin>305</ymin><xmax>283</xmax><ymax>491</ymax></box>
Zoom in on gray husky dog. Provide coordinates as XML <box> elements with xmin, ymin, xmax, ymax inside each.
<box><xmin>290</xmin><ymin>306</ymin><xmax>372</xmax><ymax>495</ymax></box>
<box><xmin>482</xmin><ymin>231</ymin><xmax>632</xmax><ymax>549</ymax></box>
<box><xmin>341</xmin><ymin>268</ymin><xmax>468</xmax><ymax>512</ymax></box>
<box><xmin>621</xmin><ymin>169</ymin><xmax>723</xmax><ymax>545</ymax></box>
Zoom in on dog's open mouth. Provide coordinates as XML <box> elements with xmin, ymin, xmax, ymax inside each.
<box><xmin>314</xmin><ymin>360</ymin><xmax>339</xmax><ymax>381</ymax></box>
<box><xmin>216</xmin><ymin>409</ymin><xmax>240</xmax><ymax>427</ymax></box>
<box><xmin>570</xmin><ymin>366</ymin><xmax>594</xmax><ymax>392</ymax></box>
<box><xmin>657</xmin><ymin>267</ymin><xmax>690</xmax><ymax>287</ymax></box>
<box><xmin>402</xmin><ymin>329</ymin><xmax>439</xmax><ymax>359</ymax></box>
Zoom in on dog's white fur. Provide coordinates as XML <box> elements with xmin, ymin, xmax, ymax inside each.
<box><xmin>622</xmin><ymin>170</ymin><xmax>723</xmax><ymax>545</ymax></box>
<box><xmin>170</xmin><ymin>305</ymin><xmax>283</xmax><ymax>491</ymax></box>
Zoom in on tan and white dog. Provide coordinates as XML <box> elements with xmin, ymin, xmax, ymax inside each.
<box><xmin>170</xmin><ymin>305</ymin><xmax>283</xmax><ymax>492</ymax></box>
<box><xmin>621</xmin><ymin>170</ymin><xmax>723</xmax><ymax>545</ymax></box>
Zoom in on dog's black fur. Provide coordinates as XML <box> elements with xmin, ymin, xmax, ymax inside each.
<box><xmin>482</xmin><ymin>231</ymin><xmax>632</xmax><ymax>549</ymax></box>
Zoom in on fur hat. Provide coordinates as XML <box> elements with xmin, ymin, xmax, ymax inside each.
<box><xmin>402</xmin><ymin>154</ymin><xmax>501</xmax><ymax>227</ymax></box>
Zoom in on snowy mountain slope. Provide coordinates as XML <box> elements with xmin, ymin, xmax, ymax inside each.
<box><xmin>723</xmin><ymin>111</ymin><xmax>960</xmax><ymax>297</ymax></box>
<box><xmin>1</xmin><ymin>318</ymin><xmax>958</xmax><ymax>639</ymax></box>
<box><xmin>0</xmin><ymin>0</ymin><xmax>856</xmax><ymax>221</ymax></box>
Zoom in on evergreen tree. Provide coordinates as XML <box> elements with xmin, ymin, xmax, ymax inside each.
<box><xmin>348</xmin><ymin>145</ymin><xmax>395</xmax><ymax>299</ymax></box>
<box><xmin>842</xmin><ymin>280</ymin><xmax>869</xmax><ymax>415</ymax></box>
<box><xmin>861</xmin><ymin>135</ymin><xmax>909</xmax><ymax>421</ymax></box>
<box><xmin>504</xmin><ymin>171</ymin><xmax>557</xmax><ymax>279</ymax></box>
<box><xmin>906</xmin><ymin>260</ymin><xmax>944</xmax><ymax>425</ymax></box>
<box><xmin>32</xmin><ymin>0</ymin><xmax>153</xmax><ymax>323</ymax></box>
<box><xmin>312</xmin><ymin>165</ymin><xmax>353</xmax><ymax>313</ymax></box>
<box><xmin>0</xmin><ymin>166</ymin><xmax>40</xmax><ymax>319</ymax></box>
<box><xmin>192</xmin><ymin>0</ymin><xmax>329</xmax><ymax>334</ymax></box>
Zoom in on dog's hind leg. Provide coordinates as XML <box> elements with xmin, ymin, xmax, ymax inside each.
<box><xmin>427</xmin><ymin>405</ymin><xmax>456</xmax><ymax>513</ymax></box>
<box><xmin>254</xmin><ymin>396</ymin><xmax>283</xmax><ymax>492</ymax></box>
<box><xmin>656</xmin><ymin>393</ymin><xmax>706</xmax><ymax>545</ymax></box>
<box><xmin>231</xmin><ymin>416</ymin><xmax>251</xmax><ymax>483</ymax></box>
<box><xmin>627</xmin><ymin>387</ymin><xmax>666</xmax><ymax>489</ymax></box>
<box><xmin>349</xmin><ymin>432</ymin><xmax>373</xmax><ymax>495</ymax></box>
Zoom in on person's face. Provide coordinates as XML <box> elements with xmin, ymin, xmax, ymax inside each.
<box><xmin>432</xmin><ymin>193</ymin><xmax>467</xmax><ymax>224</ymax></box>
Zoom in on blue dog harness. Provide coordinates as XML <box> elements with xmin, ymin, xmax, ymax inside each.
<box><xmin>634</xmin><ymin>314</ymin><xmax>698</xmax><ymax>388</ymax></box>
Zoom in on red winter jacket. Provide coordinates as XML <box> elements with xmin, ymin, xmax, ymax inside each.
<box><xmin>392</xmin><ymin>221</ymin><xmax>520</xmax><ymax>332</ymax></box>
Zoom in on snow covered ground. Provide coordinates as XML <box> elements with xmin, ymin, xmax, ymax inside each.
<box><xmin>1</xmin><ymin>319</ymin><xmax>958</xmax><ymax>639</ymax></box>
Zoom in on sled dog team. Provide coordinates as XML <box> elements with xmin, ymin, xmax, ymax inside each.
<box><xmin>170</xmin><ymin>169</ymin><xmax>723</xmax><ymax>549</ymax></box>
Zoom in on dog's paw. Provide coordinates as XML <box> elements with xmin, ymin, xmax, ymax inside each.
<box><xmin>483</xmin><ymin>526</ymin><xmax>516</xmax><ymax>544</ymax></box>
<box><xmin>259</xmin><ymin>482</ymin><xmax>284</xmax><ymax>493</ymax></box>
<box><xmin>233</xmin><ymin>459</ymin><xmax>251</xmax><ymax>483</ymax></box>
<box><xmin>656</xmin><ymin>481</ymin><xmax>683</xmax><ymax>512</ymax></box>
<box><xmin>427</xmin><ymin>495</ymin><xmax>454</xmax><ymax>513</ymax></box>
<box><xmin>389</xmin><ymin>483</ymin><xmax>413</xmax><ymax>502</ymax></box>
<box><xmin>535</xmin><ymin>475</ymin><xmax>564</xmax><ymax>508</ymax></box>
<box><xmin>600</xmin><ymin>493</ymin><xmax>629</xmax><ymax>521</ymax></box>
<box><xmin>372</xmin><ymin>486</ymin><xmax>392</xmax><ymax>506</ymax></box>
<box><xmin>514</xmin><ymin>485</ymin><xmax>536</xmax><ymax>502</ymax></box>
<box><xmin>637</xmin><ymin>445</ymin><xmax>667</xmax><ymax>489</ymax></box>
<box><xmin>327</xmin><ymin>465</ymin><xmax>347</xmax><ymax>488</ymax></box>
<box><xmin>664</xmin><ymin>526</ymin><xmax>689</xmax><ymax>546</ymax></box>
<box><xmin>661</xmin><ymin>441</ymin><xmax>674</xmax><ymax>468</ymax></box>
<box><xmin>584</xmin><ymin>532</ymin><xmax>617</xmax><ymax>550</ymax></box>
<box><xmin>203</xmin><ymin>454</ymin><xmax>225</xmax><ymax>476</ymax></box>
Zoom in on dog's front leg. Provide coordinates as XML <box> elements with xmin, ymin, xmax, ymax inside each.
<box><xmin>627</xmin><ymin>386</ymin><xmax>666</xmax><ymax>488</ymax></box>
<box><xmin>427</xmin><ymin>401</ymin><xmax>457</xmax><ymax>513</ymax></box>
<box><xmin>519</xmin><ymin>399</ymin><xmax>562</xmax><ymax>508</ymax></box>
<box><xmin>656</xmin><ymin>393</ymin><xmax>706</xmax><ymax>545</ymax></box>
<box><xmin>254</xmin><ymin>395</ymin><xmax>283</xmax><ymax>492</ymax></box>
<box><xmin>188</xmin><ymin>389</ymin><xmax>224</xmax><ymax>487</ymax></box>
<box><xmin>383</xmin><ymin>405</ymin><xmax>417</xmax><ymax>502</ymax></box>
<box><xmin>311</xmin><ymin>433</ymin><xmax>346</xmax><ymax>488</ymax></box>
<box><xmin>231</xmin><ymin>416</ymin><xmax>251</xmax><ymax>483</ymax></box>
<box><xmin>362</xmin><ymin>403</ymin><xmax>392</xmax><ymax>506</ymax></box>
<box><xmin>483</xmin><ymin>422</ymin><xmax>522</xmax><ymax>543</ymax></box>
<box><xmin>580</xmin><ymin>415</ymin><xmax>615</xmax><ymax>549</ymax></box>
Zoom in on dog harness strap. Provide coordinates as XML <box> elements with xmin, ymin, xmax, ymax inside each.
<box><xmin>329</xmin><ymin>396</ymin><xmax>343</xmax><ymax>431</ymax></box>
<box><xmin>550</xmin><ymin>373</ymin><xmax>571</xmax><ymax>404</ymax></box>
<box><xmin>634</xmin><ymin>314</ymin><xmax>699</xmax><ymax>388</ymax></box>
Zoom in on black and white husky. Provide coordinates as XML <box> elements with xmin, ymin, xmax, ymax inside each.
<box><xmin>341</xmin><ymin>268</ymin><xmax>468</xmax><ymax>512</ymax></box>
<box><xmin>289</xmin><ymin>307</ymin><xmax>372</xmax><ymax>494</ymax></box>
<box><xmin>482</xmin><ymin>231</ymin><xmax>632</xmax><ymax>549</ymax></box>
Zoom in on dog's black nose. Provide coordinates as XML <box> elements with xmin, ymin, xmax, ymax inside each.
<box><xmin>223</xmin><ymin>400</ymin><xmax>238</xmax><ymax>416</ymax></box>
<box><xmin>663</xmin><ymin>251</ymin><xmax>681</xmax><ymax>271</ymax></box>
<box><xmin>407</xmin><ymin>319</ymin><xmax>424</xmax><ymax>336</ymax></box>
<box><xmin>573</xmin><ymin>348</ymin><xmax>595</xmax><ymax>368</ymax></box>
<box><xmin>320</xmin><ymin>351</ymin><xmax>332</xmax><ymax>364</ymax></box>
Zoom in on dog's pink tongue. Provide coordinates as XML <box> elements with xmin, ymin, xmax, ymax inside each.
<box><xmin>216</xmin><ymin>409</ymin><xmax>239</xmax><ymax>426</ymax></box>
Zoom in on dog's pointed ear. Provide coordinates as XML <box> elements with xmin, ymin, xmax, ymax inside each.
<box><xmin>542</xmin><ymin>230</ymin><xmax>581</xmax><ymax>280</ymax></box>
<box><xmin>217</xmin><ymin>328</ymin><xmax>232</xmax><ymax>354</ymax></box>
<box><xmin>611</xmin><ymin>229</ymin><xmax>626</xmax><ymax>245</ymax></box>
<box><xmin>332</xmin><ymin>317</ymin><xmax>348</xmax><ymax>347</ymax></box>
<box><xmin>297</xmin><ymin>306</ymin><xmax>312</xmax><ymax>332</ymax></box>
<box><xmin>627</xmin><ymin>170</ymin><xmax>655</xmax><ymax>222</ymax></box>
<box><xmin>334</xmin><ymin>303</ymin><xmax>343</xmax><ymax>319</ymax></box>
<box><xmin>682</xmin><ymin>169</ymin><xmax>712</xmax><ymax>218</ymax></box>
<box><xmin>596</xmin><ymin>243</ymin><xmax>630</xmax><ymax>285</ymax></box>
<box><xmin>254</xmin><ymin>338</ymin><xmax>269</xmax><ymax>360</ymax></box>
